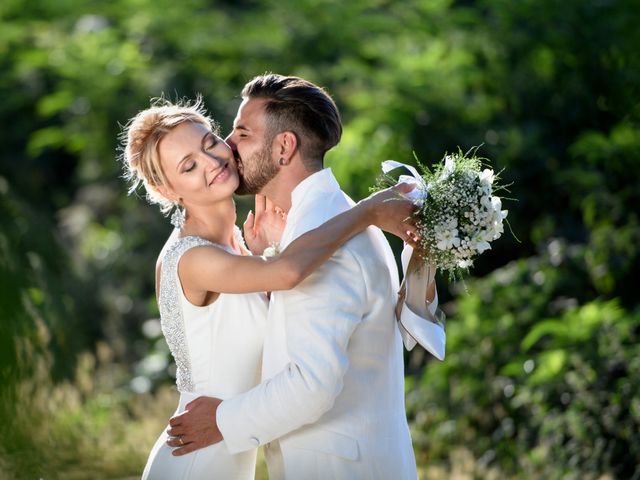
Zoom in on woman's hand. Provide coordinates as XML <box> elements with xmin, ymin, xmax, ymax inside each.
<box><xmin>359</xmin><ymin>183</ymin><xmax>420</xmax><ymax>247</ymax></box>
<box><xmin>243</xmin><ymin>194</ymin><xmax>287</xmax><ymax>255</ymax></box>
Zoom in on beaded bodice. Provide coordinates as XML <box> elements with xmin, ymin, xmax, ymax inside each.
<box><xmin>159</xmin><ymin>236</ymin><xmax>215</xmax><ymax>392</ymax></box>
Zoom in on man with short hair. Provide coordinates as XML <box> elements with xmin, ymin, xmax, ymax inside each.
<box><xmin>166</xmin><ymin>74</ymin><xmax>438</xmax><ymax>479</ymax></box>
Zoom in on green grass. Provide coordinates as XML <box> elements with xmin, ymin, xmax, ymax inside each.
<box><xmin>0</xmin><ymin>342</ymin><xmax>506</xmax><ymax>480</ymax></box>
<box><xmin>1</xmin><ymin>346</ymin><xmax>169</xmax><ymax>479</ymax></box>
<box><xmin>0</xmin><ymin>343</ymin><xmax>272</xmax><ymax>480</ymax></box>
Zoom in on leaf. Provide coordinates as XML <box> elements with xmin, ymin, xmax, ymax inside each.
<box><xmin>528</xmin><ymin>349</ymin><xmax>567</xmax><ymax>385</ymax></box>
<box><xmin>521</xmin><ymin>319</ymin><xmax>569</xmax><ymax>352</ymax></box>
<box><xmin>500</xmin><ymin>360</ymin><xmax>525</xmax><ymax>377</ymax></box>
<box><xmin>37</xmin><ymin>90</ymin><xmax>74</xmax><ymax>117</ymax></box>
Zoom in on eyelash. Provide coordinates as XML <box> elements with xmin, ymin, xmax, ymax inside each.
<box><xmin>183</xmin><ymin>138</ymin><xmax>215</xmax><ymax>172</ymax></box>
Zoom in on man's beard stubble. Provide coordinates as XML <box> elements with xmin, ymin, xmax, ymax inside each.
<box><xmin>235</xmin><ymin>144</ymin><xmax>280</xmax><ymax>195</ymax></box>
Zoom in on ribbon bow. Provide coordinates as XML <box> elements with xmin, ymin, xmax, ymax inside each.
<box><xmin>381</xmin><ymin>160</ymin><xmax>428</xmax><ymax>207</ymax></box>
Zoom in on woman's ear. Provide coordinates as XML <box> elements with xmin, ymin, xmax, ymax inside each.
<box><xmin>273</xmin><ymin>131</ymin><xmax>298</xmax><ymax>166</ymax></box>
<box><xmin>155</xmin><ymin>184</ymin><xmax>180</xmax><ymax>204</ymax></box>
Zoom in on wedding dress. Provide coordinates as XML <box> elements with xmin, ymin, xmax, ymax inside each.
<box><xmin>142</xmin><ymin>235</ymin><xmax>268</xmax><ymax>480</ymax></box>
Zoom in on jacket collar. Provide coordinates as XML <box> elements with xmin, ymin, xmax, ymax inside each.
<box><xmin>281</xmin><ymin>168</ymin><xmax>339</xmax><ymax>246</ymax></box>
<box><xmin>289</xmin><ymin>168</ymin><xmax>338</xmax><ymax>217</ymax></box>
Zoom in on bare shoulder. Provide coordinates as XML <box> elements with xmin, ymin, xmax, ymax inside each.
<box><xmin>177</xmin><ymin>242</ymin><xmax>236</xmax><ymax>281</ymax></box>
<box><xmin>155</xmin><ymin>230</ymin><xmax>180</xmax><ymax>299</ymax></box>
<box><xmin>180</xmin><ymin>242</ymin><xmax>230</xmax><ymax>262</ymax></box>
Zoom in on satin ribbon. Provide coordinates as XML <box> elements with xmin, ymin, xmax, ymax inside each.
<box><xmin>383</xmin><ymin>160</ymin><xmax>446</xmax><ymax>360</ymax></box>
<box><xmin>397</xmin><ymin>244</ymin><xmax>446</xmax><ymax>360</ymax></box>
<box><xmin>381</xmin><ymin>160</ymin><xmax>428</xmax><ymax>207</ymax></box>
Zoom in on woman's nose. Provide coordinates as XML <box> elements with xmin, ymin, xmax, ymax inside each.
<box><xmin>225</xmin><ymin>134</ymin><xmax>236</xmax><ymax>150</ymax></box>
<box><xmin>202</xmin><ymin>150</ymin><xmax>226</xmax><ymax>169</ymax></box>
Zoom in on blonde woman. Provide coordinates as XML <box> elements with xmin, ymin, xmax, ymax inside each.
<box><xmin>120</xmin><ymin>99</ymin><xmax>417</xmax><ymax>479</ymax></box>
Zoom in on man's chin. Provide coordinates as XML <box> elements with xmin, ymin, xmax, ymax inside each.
<box><xmin>234</xmin><ymin>181</ymin><xmax>256</xmax><ymax>196</ymax></box>
<box><xmin>235</xmin><ymin>170</ymin><xmax>274</xmax><ymax>196</ymax></box>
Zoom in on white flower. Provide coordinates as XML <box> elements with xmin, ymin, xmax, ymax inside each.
<box><xmin>441</xmin><ymin>156</ymin><xmax>455</xmax><ymax>179</ymax></box>
<box><xmin>480</xmin><ymin>195</ymin><xmax>493</xmax><ymax>211</ymax></box>
<box><xmin>491</xmin><ymin>205</ymin><xmax>508</xmax><ymax>233</ymax></box>
<box><xmin>489</xmin><ymin>209</ymin><xmax>507</xmax><ymax>239</ymax></box>
<box><xmin>458</xmin><ymin>259</ymin><xmax>473</xmax><ymax>268</ymax></box>
<box><xmin>479</xmin><ymin>168</ymin><xmax>494</xmax><ymax>186</ymax></box>
<box><xmin>262</xmin><ymin>242</ymin><xmax>281</xmax><ymax>257</ymax></box>
<box><xmin>435</xmin><ymin>225</ymin><xmax>461</xmax><ymax>250</ymax></box>
<box><xmin>438</xmin><ymin>216</ymin><xmax>457</xmax><ymax>229</ymax></box>
<box><xmin>475</xmin><ymin>240</ymin><xmax>491</xmax><ymax>253</ymax></box>
<box><xmin>491</xmin><ymin>196</ymin><xmax>502</xmax><ymax>212</ymax></box>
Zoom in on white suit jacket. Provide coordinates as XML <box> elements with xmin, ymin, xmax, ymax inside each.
<box><xmin>217</xmin><ymin>169</ymin><xmax>418</xmax><ymax>479</ymax></box>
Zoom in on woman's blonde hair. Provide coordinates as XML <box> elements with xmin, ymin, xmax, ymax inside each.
<box><xmin>119</xmin><ymin>96</ymin><xmax>218</xmax><ymax>214</ymax></box>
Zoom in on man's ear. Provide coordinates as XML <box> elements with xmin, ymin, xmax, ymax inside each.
<box><xmin>273</xmin><ymin>131</ymin><xmax>298</xmax><ymax>166</ymax></box>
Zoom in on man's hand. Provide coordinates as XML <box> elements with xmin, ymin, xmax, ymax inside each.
<box><xmin>166</xmin><ymin>396</ymin><xmax>223</xmax><ymax>456</ymax></box>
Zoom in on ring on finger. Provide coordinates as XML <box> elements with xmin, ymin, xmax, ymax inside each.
<box><xmin>179</xmin><ymin>436</ymin><xmax>184</xmax><ymax>445</ymax></box>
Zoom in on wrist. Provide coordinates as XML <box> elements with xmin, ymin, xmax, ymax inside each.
<box><xmin>357</xmin><ymin>197</ymin><xmax>378</xmax><ymax>228</ymax></box>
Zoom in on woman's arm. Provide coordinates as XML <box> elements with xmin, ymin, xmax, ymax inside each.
<box><xmin>179</xmin><ymin>183</ymin><xmax>417</xmax><ymax>296</ymax></box>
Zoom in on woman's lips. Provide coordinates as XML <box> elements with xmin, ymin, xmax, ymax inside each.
<box><xmin>210</xmin><ymin>164</ymin><xmax>230</xmax><ymax>185</ymax></box>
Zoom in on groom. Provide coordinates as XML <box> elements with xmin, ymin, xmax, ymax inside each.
<box><xmin>166</xmin><ymin>74</ymin><xmax>434</xmax><ymax>478</ymax></box>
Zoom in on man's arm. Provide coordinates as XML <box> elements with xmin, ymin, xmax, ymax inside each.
<box><xmin>218</xmin><ymin>247</ymin><xmax>366</xmax><ymax>452</ymax></box>
<box><xmin>167</xmin><ymin>245</ymin><xmax>367</xmax><ymax>455</ymax></box>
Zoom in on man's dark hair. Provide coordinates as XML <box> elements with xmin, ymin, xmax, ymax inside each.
<box><xmin>241</xmin><ymin>74</ymin><xmax>342</xmax><ymax>168</ymax></box>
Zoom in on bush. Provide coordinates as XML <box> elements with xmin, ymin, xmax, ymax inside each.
<box><xmin>408</xmin><ymin>240</ymin><xmax>640</xmax><ymax>479</ymax></box>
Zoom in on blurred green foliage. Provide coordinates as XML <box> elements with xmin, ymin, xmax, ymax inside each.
<box><xmin>409</xmin><ymin>241</ymin><xmax>640</xmax><ymax>478</ymax></box>
<box><xmin>1</xmin><ymin>0</ymin><xmax>638</xmax><ymax>478</ymax></box>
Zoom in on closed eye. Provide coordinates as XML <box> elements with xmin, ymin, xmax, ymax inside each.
<box><xmin>232</xmin><ymin>126</ymin><xmax>248</xmax><ymax>138</ymax></box>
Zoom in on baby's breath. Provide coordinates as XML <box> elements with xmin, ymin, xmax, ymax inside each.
<box><xmin>375</xmin><ymin>147</ymin><xmax>510</xmax><ymax>280</ymax></box>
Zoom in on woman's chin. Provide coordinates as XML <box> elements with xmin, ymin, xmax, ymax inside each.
<box><xmin>229</xmin><ymin>173</ymin><xmax>240</xmax><ymax>192</ymax></box>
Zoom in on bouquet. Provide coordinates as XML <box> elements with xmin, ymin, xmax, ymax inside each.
<box><xmin>377</xmin><ymin>147</ymin><xmax>510</xmax><ymax>280</ymax></box>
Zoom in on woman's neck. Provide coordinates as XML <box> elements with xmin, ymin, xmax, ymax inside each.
<box><xmin>180</xmin><ymin>197</ymin><xmax>237</xmax><ymax>248</ymax></box>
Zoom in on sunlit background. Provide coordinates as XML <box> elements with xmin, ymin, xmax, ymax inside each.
<box><xmin>1</xmin><ymin>0</ymin><xmax>639</xmax><ymax>478</ymax></box>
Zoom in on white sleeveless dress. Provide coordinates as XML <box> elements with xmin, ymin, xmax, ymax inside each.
<box><xmin>142</xmin><ymin>235</ymin><xmax>268</xmax><ymax>480</ymax></box>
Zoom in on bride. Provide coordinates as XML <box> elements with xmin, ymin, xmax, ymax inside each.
<box><xmin>119</xmin><ymin>99</ymin><xmax>418</xmax><ymax>479</ymax></box>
